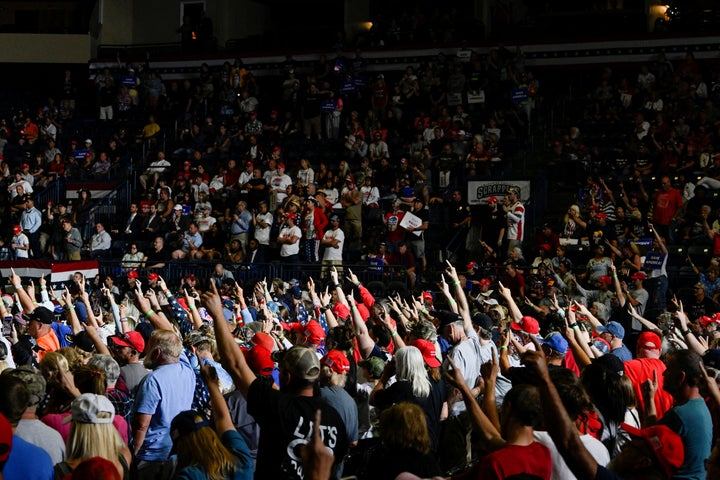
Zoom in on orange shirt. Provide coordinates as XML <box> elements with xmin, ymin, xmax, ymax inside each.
<box><xmin>36</xmin><ymin>330</ymin><xmax>60</xmax><ymax>361</ymax></box>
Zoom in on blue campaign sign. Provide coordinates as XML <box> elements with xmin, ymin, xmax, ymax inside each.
<box><xmin>511</xmin><ymin>87</ymin><xmax>528</xmax><ymax>103</ymax></box>
<box><xmin>644</xmin><ymin>251</ymin><xmax>666</xmax><ymax>270</ymax></box>
<box><xmin>633</xmin><ymin>238</ymin><xmax>653</xmax><ymax>247</ymax></box>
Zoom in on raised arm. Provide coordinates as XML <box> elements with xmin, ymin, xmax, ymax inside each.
<box><xmin>445</xmin><ymin>261</ymin><xmax>471</xmax><ymax>324</ymax></box>
<box><xmin>347</xmin><ymin>291</ymin><xmax>376</xmax><ymax>358</ymax></box>
<box><xmin>202</xmin><ymin>282</ymin><xmax>256</xmax><ymax>398</ymax></box>
<box><xmin>523</xmin><ymin>344</ymin><xmax>599</xmax><ymax>480</ymax></box>
<box><xmin>200</xmin><ymin>364</ymin><xmax>236</xmax><ymax>435</ymax></box>
<box><xmin>497</xmin><ymin>282</ymin><xmax>523</xmax><ymax>324</ymax></box>
<box><xmin>445</xmin><ymin>357</ymin><xmax>506</xmax><ymax>451</ymax></box>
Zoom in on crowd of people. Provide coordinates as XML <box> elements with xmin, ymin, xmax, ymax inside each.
<box><xmin>0</xmin><ymin>251</ymin><xmax>718</xmax><ymax>480</ymax></box>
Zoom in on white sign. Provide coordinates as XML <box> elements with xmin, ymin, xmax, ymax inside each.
<box><xmin>399</xmin><ymin>211</ymin><xmax>424</xmax><ymax>237</ymax></box>
<box><xmin>467</xmin><ymin>180</ymin><xmax>532</xmax><ymax>206</ymax></box>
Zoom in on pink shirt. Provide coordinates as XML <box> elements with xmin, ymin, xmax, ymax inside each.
<box><xmin>41</xmin><ymin>411</ymin><xmax>129</xmax><ymax>444</ymax></box>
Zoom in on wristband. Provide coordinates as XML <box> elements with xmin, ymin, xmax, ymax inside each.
<box><xmin>569</xmin><ymin>323</ymin><xmax>578</xmax><ymax>329</ymax></box>
<box><xmin>452</xmin><ymin>281</ymin><xmax>460</xmax><ymax>287</ymax></box>
<box><xmin>499</xmin><ymin>345</ymin><xmax>508</xmax><ymax>350</ymax></box>
<box><xmin>350</xmin><ymin>304</ymin><xmax>357</xmax><ymax>311</ymax></box>
<box><xmin>120</xmin><ymin>318</ymin><xmax>128</xmax><ymax>322</ymax></box>
<box><xmin>189</xmin><ymin>305</ymin><xmax>197</xmax><ymax>310</ymax></box>
<box><xmin>390</xmin><ymin>330</ymin><xmax>398</xmax><ymax>338</ymax></box>
<box><xmin>587</xmin><ymin>342</ymin><xmax>594</xmax><ymax>348</ymax></box>
<box><xmin>681</xmin><ymin>328</ymin><xmax>692</xmax><ymax>336</ymax></box>
<box><xmin>40</xmin><ymin>286</ymin><xmax>46</xmax><ymax>290</ymax></box>
<box><xmin>65</xmin><ymin>305</ymin><xmax>75</xmax><ymax>311</ymax></box>
<box><xmin>145</xmin><ymin>309</ymin><xmax>155</xmax><ymax>318</ymax></box>
<box><xmin>448</xmin><ymin>298</ymin><xmax>456</xmax><ymax>305</ymax></box>
<box><xmin>13</xmin><ymin>285</ymin><xmax>22</xmax><ymax>290</ymax></box>
<box><xmin>333</xmin><ymin>283</ymin><xmax>341</xmax><ymax>289</ymax></box>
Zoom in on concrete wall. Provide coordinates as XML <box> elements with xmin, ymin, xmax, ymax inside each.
<box><xmin>98</xmin><ymin>0</ymin><xmax>135</xmax><ymax>45</ymax></box>
<box><xmin>93</xmin><ymin>0</ymin><xmax>268</xmax><ymax>48</ymax></box>
<box><xmin>0</xmin><ymin>33</ymin><xmax>90</xmax><ymax>63</ymax></box>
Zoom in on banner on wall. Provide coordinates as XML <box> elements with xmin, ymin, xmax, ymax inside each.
<box><xmin>467</xmin><ymin>180</ymin><xmax>532</xmax><ymax>206</ymax></box>
<box><xmin>0</xmin><ymin>260</ymin><xmax>99</xmax><ymax>295</ymax></box>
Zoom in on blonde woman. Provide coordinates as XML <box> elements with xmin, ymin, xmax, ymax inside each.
<box><xmin>53</xmin><ymin>393</ymin><xmax>131</xmax><ymax>479</ymax></box>
<box><xmin>171</xmin><ymin>364</ymin><xmax>252</xmax><ymax>480</ymax></box>
<box><xmin>562</xmin><ymin>204</ymin><xmax>587</xmax><ymax>241</ymax></box>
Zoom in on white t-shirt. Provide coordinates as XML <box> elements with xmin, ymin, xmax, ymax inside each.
<box><xmin>322</xmin><ymin>228</ymin><xmax>345</xmax><ymax>261</ymax></box>
<box><xmin>12</xmin><ymin>233</ymin><xmax>29</xmax><ymax>258</ymax></box>
<box><xmin>254</xmin><ymin>211</ymin><xmax>274</xmax><ymax>245</ymax></box>
<box><xmin>279</xmin><ymin>225</ymin><xmax>301</xmax><ymax>257</ymax></box>
<box><xmin>534</xmin><ymin>431</ymin><xmax>610</xmax><ymax>480</ymax></box>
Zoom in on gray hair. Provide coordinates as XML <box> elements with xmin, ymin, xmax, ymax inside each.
<box><xmin>87</xmin><ymin>354</ymin><xmax>121</xmax><ymax>386</ymax></box>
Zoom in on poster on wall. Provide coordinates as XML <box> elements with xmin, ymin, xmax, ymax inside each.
<box><xmin>466</xmin><ymin>180</ymin><xmax>532</xmax><ymax>206</ymax></box>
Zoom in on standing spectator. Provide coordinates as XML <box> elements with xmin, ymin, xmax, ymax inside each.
<box><xmin>649</xmin><ymin>176</ymin><xmax>682</xmax><ymax>243</ymax></box>
<box><xmin>277</xmin><ymin>213</ymin><xmax>301</xmax><ymax>264</ymax></box>
<box><xmin>201</xmin><ymin>284</ymin><xmax>349</xmax><ymax>480</ymax></box>
<box><xmin>503</xmin><ymin>186</ymin><xmax>525</xmax><ymax>256</ymax></box>
<box><xmin>321</xmin><ymin>215</ymin><xmax>345</xmax><ymax>277</ymax></box>
<box><xmin>20</xmin><ymin>196</ymin><xmax>42</xmax><ymax>258</ymax></box>
<box><xmin>643</xmin><ymin>349</ymin><xmax>712</xmax><ymax>480</ymax></box>
<box><xmin>301</xmin><ymin>197</ymin><xmax>328</xmax><ymax>263</ymax></box>
<box><xmin>6</xmin><ymin>367</ymin><xmax>65</xmax><ymax>465</ymax></box>
<box><xmin>405</xmin><ymin>197</ymin><xmax>430</xmax><ymax>280</ymax></box>
<box><xmin>108</xmin><ymin>331</ymin><xmax>149</xmax><ymax>393</ymax></box>
<box><xmin>54</xmin><ymin>393</ymin><xmax>132</xmax><ymax>479</ymax></box>
<box><xmin>340</xmin><ymin>175</ymin><xmax>362</xmax><ymax>259</ymax></box>
<box><xmin>0</xmin><ymin>375</ymin><xmax>54</xmax><ymax>479</ymax></box>
<box><xmin>132</xmin><ymin>330</ymin><xmax>195</xmax><ymax>479</ymax></box>
<box><xmin>229</xmin><ymin>200</ymin><xmax>253</xmax><ymax>253</ymax></box>
<box><xmin>10</xmin><ymin>225</ymin><xmax>29</xmax><ymax>259</ymax></box>
<box><xmin>61</xmin><ymin>218</ymin><xmax>83</xmax><ymax>260</ymax></box>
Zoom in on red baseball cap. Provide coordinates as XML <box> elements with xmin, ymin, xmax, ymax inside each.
<box><xmin>292</xmin><ymin>320</ymin><xmax>325</xmax><ymax>346</ymax></box>
<box><xmin>12</xmin><ymin>225</ymin><xmax>22</xmax><ymax>234</ymax></box>
<box><xmin>620</xmin><ymin>424</ymin><xmax>684</xmax><ymax>479</ymax></box>
<box><xmin>511</xmin><ymin>316</ymin><xmax>540</xmax><ymax>335</ymax></box>
<box><xmin>243</xmin><ymin>345</ymin><xmax>275</xmax><ymax>375</ymax></box>
<box><xmin>421</xmin><ymin>291</ymin><xmax>434</xmax><ymax>303</ymax></box>
<box><xmin>147</xmin><ymin>273</ymin><xmax>159</xmax><ymax>281</ymax></box>
<box><xmin>631</xmin><ymin>272</ymin><xmax>647</xmax><ymax>280</ymax></box>
<box><xmin>251</xmin><ymin>332</ymin><xmax>275</xmax><ymax>351</ymax></box>
<box><xmin>596</xmin><ymin>212</ymin><xmax>607</xmax><ymax>220</ymax></box>
<box><xmin>479</xmin><ymin>278</ymin><xmax>492</xmax><ymax>287</ymax></box>
<box><xmin>127</xmin><ymin>270</ymin><xmax>139</xmax><ymax>279</ymax></box>
<box><xmin>109</xmin><ymin>331</ymin><xmax>146</xmax><ymax>353</ymax></box>
<box><xmin>487</xmin><ymin>196</ymin><xmax>498</xmax><ymax>203</ymax></box>
<box><xmin>277</xmin><ymin>162</ymin><xmax>286</xmax><ymax>169</ymax></box>
<box><xmin>597</xmin><ymin>276</ymin><xmax>612</xmax><ymax>284</ymax></box>
<box><xmin>410</xmin><ymin>339</ymin><xmax>441</xmax><ymax>368</ymax></box>
<box><xmin>637</xmin><ymin>331</ymin><xmax>661</xmax><ymax>351</ymax></box>
<box><xmin>321</xmin><ymin>350</ymin><xmax>350</xmax><ymax>374</ymax></box>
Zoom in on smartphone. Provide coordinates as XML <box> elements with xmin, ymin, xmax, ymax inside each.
<box><xmin>2</xmin><ymin>317</ymin><xmax>12</xmax><ymax>336</ymax></box>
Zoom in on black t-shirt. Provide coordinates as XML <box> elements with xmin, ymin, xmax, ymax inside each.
<box><xmin>477</xmin><ymin>205</ymin><xmax>506</xmax><ymax>246</ymax></box>
<box><xmin>247</xmin><ymin>378</ymin><xmax>349</xmax><ymax>480</ymax></box>
<box><xmin>372</xmin><ymin>377</ymin><xmax>446</xmax><ymax>452</ymax></box>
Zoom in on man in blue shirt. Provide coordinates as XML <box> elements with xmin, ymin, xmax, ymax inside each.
<box><xmin>20</xmin><ymin>196</ymin><xmax>42</xmax><ymax>258</ymax></box>
<box><xmin>132</xmin><ymin>329</ymin><xmax>195</xmax><ymax>480</ymax></box>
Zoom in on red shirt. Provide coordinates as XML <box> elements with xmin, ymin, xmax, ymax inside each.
<box><xmin>652</xmin><ymin>188</ymin><xmax>682</xmax><ymax>226</ymax></box>
<box><xmin>478</xmin><ymin>442</ymin><xmax>552</xmax><ymax>480</ymax></box>
<box><xmin>624</xmin><ymin>358</ymin><xmax>674</xmax><ymax>421</ymax></box>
